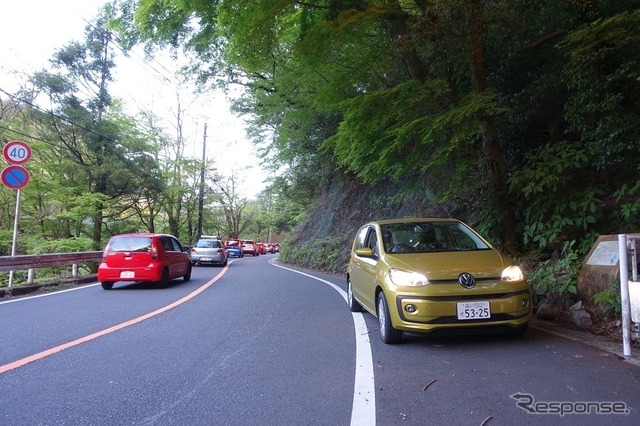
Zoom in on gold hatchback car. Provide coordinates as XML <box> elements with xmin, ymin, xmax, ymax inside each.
<box><xmin>347</xmin><ymin>218</ymin><xmax>532</xmax><ymax>344</ymax></box>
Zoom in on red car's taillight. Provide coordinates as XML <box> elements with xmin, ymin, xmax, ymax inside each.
<box><xmin>151</xmin><ymin>245</ymin><xmax>159</xmax><ymax>260</ymax></box>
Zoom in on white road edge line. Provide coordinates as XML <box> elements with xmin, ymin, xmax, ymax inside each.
<box><xmin>0</xmin><ymin>282</ymin><xmax>101</xmax><ymax>305</ymax></box>
<box><xmin>269</xmin><ymin>260</ymin><xmax>376</xmax><ymax>426</ymax></box>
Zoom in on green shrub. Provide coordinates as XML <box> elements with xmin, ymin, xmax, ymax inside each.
<box><xmin>280</xmin><ymin>236</ymin><xmax>349</xmax><ymax>274</ymax></box>
<box><xmin>593</xmin><ymin>290</ymin><xmax>622</xmax><ymax>320</ymax></box>
<box><xmin>528</xmin><ymin>240</ymin><xmax>580</xmax><ymax>306</ymax></box>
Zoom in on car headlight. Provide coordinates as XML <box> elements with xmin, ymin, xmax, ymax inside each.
<box><xmin>388</xmin><ymin>268</ymin><xmax>429</xmax><ymax>286</ymax></box>
<box><xmin>502</xmin><ymin>265</ymin><xmax>524</xmax><ymax>282</ymax></box>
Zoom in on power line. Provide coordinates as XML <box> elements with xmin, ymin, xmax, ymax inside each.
<box><xmin>0</xmin><ymin>87</ymin><xmax>120</xmax><ymax>144</ymax></box>
<box><xmin>0</xmin><ymin>124</ymin><xmax>48</xmax><ymax>144</ymax></box>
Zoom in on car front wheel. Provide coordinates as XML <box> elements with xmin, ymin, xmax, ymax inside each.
<box><xmin>347</xmin><ymin>278</ymin><xmax>363</xmax><ymax>312</ymax></box>
<box><xmin>377</xmin><ymin>292</ymin><xmax>402</xmax><ymax>344</ymax></box>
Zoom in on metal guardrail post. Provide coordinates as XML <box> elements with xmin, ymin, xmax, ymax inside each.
<box><xmin>619</xmin><ymin>234</ymin><xmax>632</xmax><ymax>357</ymax></box>
<box><xmin>27</xmin><ymin>268</ymin><xmax>35</xmax><ymax>285</ymax></box>
<box><xmin>72</xmin><ymin>264</ymin><xmax>78</xmax><ymax>278</ymax></box>
<box><xmin>632</xmin><ymin>239</ymin><xmax>638</xmax><ymax>282</ymax></box>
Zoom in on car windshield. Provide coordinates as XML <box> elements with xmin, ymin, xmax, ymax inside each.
<box><xmin>195</xmin><ymin>240</ymin><xmax>221</xmax><ymax>248</ymax></box>
<box><xmin>381</xmin><ymin>222</ymin><xmax>490</xmax><ymax>254</ymax></box>
<box><xmin>108</xmin><ymin>237</ymin><xmax>152</xmax><ymax>252</ymax></box>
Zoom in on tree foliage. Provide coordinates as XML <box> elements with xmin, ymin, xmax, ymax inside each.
<box><xmin>3</xmin><ymin>0</ymin><xmax>640</xmax><ymax>280</ymax></box>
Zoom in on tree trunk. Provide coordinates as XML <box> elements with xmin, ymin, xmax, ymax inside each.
<box><xmin>467</xmin><ymin>0</ymin><xmax>518</xmax><ymax>253</ymax></box>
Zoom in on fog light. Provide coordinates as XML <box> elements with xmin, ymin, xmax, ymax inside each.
<box><xmin>521</xmin><ymin>298</ymin><xmax>529</xmax><ymax>307</ymax></box>
<box><xmin>405</xmin><ymin>304</ymin><xmax>417</xmax><ymax>313</ymax></box>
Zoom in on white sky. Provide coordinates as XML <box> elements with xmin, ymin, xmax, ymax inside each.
<box><xmin>0</xmin><ymin>0</ymin><xmax>267</xmax><ymax>197</ymax></box>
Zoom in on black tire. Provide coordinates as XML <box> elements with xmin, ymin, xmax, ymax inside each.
<box><xmin>347</xmin><ymin>278</ymin><xmax>363</xmax><ymax>312</ymax></box>
<box><xmin>101</xmin><ymin>281</ymin><xmax>114</xmax><ymax>290</ymax></box>
<box><xmin>159</xmin><ymin>268</ymin><xmax>170</xmax><ymax>288</ymax></box>
<box><xmin>222</xmin><ymin>259</ymin><xmax>228</xmax><ymax>267</ymax></box>
<box><xmin>377</xmin><ymin>292</ymin><xmax>402</xmax><ymax>344</ymax></box>
<box><xmin>183</xmin><ymin>263</ymin><xmax>192</xmax><ymax>282</ymax></box>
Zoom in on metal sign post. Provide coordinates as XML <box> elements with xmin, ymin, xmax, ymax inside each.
<box><xmin>8</xmin><ymin>189</ymin><xmax>21</xmax><ymax>288</ymax></box>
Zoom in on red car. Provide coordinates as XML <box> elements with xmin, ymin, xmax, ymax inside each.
<box><xmin>256</xmin><ymin>242</ymin><xmax>266</xmax><ymax>255</ymax></box>
<box><xmin>241</xmin><ymin>239</ymin><xmax>258</xmax><ymax>256</ymax></box>
<box><xmin>97</xmin><ymin>233</ymin><xmax>192</xmax><ymax>289</ymax></box>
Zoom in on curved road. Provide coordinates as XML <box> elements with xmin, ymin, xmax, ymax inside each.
<box><xmin>1</xmin><ymin>254</ymin><xmax>639</xmax><ymax>425</ymax></box>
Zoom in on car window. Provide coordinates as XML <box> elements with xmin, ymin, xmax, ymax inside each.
<box><xmin>366</xmin><ymin>229</ymin><xmax>380</xmax><ymax>257</ymax></box>
<box><xmin>196</xmin><ymin>240</ymin><xmax>221</xmax><ymax>248</ymax></box>
<box><xmin>381</xmin><ymin>222</ymin><xmax>490</xmax><ymax>253</ymax></box>
<box><xmin>353</xmin><ymin>226</ymin><xmax>369</xmax><ymax>251</ymax></box>
<box><xmin>160</xmin><ymin>236</ymin><xmax>182</xmax><ymax>252</ymax></box>
<box><xmin>108</xmin><ymin>237</ymin><xmax>152</xmax><ymax>252</ymax></box>
<box><xmin>445</xmin><ymin>223</ymin><xmax>489</xmax><ymax>250</ymax></box>
<box><xmin>171</xmin><ymin>237</ymin><xmax>184</xmax><ymax>252</ymax></box>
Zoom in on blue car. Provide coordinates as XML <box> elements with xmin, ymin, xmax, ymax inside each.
<box><xmin>225</xmin><ymin>240</ymin><xmax>244</xmax><ymax>258</ymax></box>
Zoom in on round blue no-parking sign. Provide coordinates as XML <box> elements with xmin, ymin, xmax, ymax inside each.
<box><xmin>1</xmin><ymin>165</ymin><xmax>30</xmax><ymax>190</ymax></box>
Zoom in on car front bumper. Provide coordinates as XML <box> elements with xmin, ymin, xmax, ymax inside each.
<box><xmin>389</xmin><ymin>284</ymin><xmax>532</xmax><ymax>334</ymax></box>
<box><xmin>191</xmin><ymin>255</ymin><xmax>226</xmax><ymax>265</ymax></box>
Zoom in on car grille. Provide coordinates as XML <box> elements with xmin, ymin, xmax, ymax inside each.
<box><xmin>411</xmin><ymin>289</ymin><xmax>529</xmax><ymax>302</ymax></box>
<box><xmin>425</xmin><ymin>313</ymin><xmax>527</xmax><ymax>324</ymax></box>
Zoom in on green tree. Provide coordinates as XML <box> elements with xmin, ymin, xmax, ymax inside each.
<box><xmin>27</xmin><ymin>14</ymin><xmax>160</xmax><ymax>248</ymax></box>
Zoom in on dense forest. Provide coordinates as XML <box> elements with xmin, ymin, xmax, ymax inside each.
<box><xmin>2</xmin><ymin>1</ymin><xmax>640</xmax><ymax>316</ymax></box>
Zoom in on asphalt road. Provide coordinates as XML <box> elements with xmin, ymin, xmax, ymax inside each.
<box><xmin>1</xmin><ymin>254</ymin><xmax>639</xmax><ymax>425</ymax></box>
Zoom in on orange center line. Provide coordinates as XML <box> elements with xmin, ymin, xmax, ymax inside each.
<box><xmin>0</xmin><ymin>265</ymin><xmax>229</xmax><ymax>375</ymax></box>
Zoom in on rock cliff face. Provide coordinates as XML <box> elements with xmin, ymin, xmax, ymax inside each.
<box><xmin>287</xmin><ymin>171</ymin><xmax>479</xmax><ymax>272</ymax></box>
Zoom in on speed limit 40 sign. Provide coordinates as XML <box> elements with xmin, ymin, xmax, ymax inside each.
<box><xmin>3</xmin><ymin>140</ymin><xmax>32</xmax><ymax>165</ymax></box>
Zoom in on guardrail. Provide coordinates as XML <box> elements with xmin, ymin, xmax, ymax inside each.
<box><xmin>0</xmin><ymin>252</ymin><xmax>103</xmax><ymax>289</ymax></box>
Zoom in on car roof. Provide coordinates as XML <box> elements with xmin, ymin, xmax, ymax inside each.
<box><xmin>364</xmin><ymin>218</ymin><xmax>462</xmax><ymax>226</ymax></box>
<box><xmin>109</xmin><ymin>233</ymin><xmax>174</xmax><ymax>238</ymax></box>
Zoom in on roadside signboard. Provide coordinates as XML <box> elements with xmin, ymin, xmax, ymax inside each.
<box><xmin>1</xmin><ymin>165</ymin><xmax>30</xmax><ymax>190</ymax></box>
<box><xmin>3</xmin><ymin>140</ymin><xmax>32</xmax><ymax>165</ymax></box>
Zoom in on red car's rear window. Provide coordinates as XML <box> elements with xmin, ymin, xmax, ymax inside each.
<box><xmin>108</xmin><ymin>237</ymin><xmax>152</xmax><ymax>252</ymax></box>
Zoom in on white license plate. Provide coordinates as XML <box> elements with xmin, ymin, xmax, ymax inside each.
<box><xmin>457</xmin><ymin>301</ymin><xmax>491</xmax><ymax>320</ymax></box>
<box><xmin>120</xmin><ymin>271</ymin><xmax>135</xmax><ymax>278</ymax></box>
<box><xmin>200</xmin><ymin>257</ymin><xmax>212</xmax><ymax>261</ymax></box>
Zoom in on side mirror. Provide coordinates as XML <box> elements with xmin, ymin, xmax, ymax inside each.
<box><xmin>355</xmin><ymin>248</ymin><xmax>375</xmax><ymax>258</ymax></box>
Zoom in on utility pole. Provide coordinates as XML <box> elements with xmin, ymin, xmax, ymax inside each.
<box><xmin>196</xmin><ymin>123</ymin><xmax>207</xmax><ymax>240</ymax></box>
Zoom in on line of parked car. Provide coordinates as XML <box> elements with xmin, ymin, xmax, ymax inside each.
<box><xmin>97</xmin><ymin>233</ymin><xmax>280</xmax><ymax>290</ymax></box>
<box><xmin>221</xmin><ymin>238</ymin><xmax>280</xmax><ymax>258</ymax></box>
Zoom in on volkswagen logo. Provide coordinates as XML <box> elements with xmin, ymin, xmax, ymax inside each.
<box><xmin>458</xmin><ymin>273</ymin><xmax>476</xmax><ymax>289</ymax></box>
